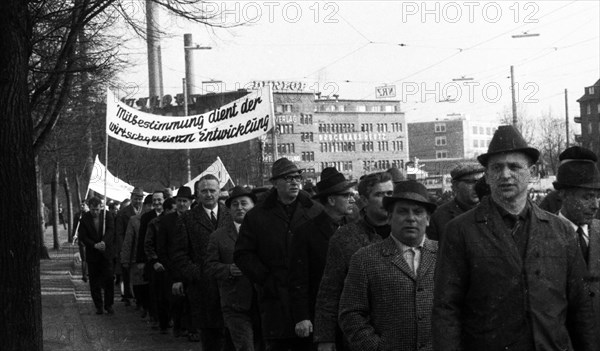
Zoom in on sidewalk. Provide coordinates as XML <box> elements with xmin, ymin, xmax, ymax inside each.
<box><xmin>41</xmin><ymin>228</ymin><xmax>201</xmax><ymax>351</ymax></box>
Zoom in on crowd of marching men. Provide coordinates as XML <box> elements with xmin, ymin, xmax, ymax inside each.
<box><xmin>73</xmin><ymin>124</ymin><xmax>600</xmax><ymax>351</ymax></box>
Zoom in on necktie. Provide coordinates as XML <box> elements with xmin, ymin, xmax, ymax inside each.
<box><xmin>404</xmin><ymin>248</ymin><xmax>416</xmax><ymax>275</ymax></box>
<box><xmin>577</xmin><ymin>226</ymin><xmax>589</xmax><ymax>265</ymax></box>
<box><xmin>210</xmin><ymin>211</ymin><xmax>218</xmax><ymax>227</ymax></box>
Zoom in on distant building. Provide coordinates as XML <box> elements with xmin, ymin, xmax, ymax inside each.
<box><xmin>576</xmin><ymin>79</ymin><xmax>600</xmax><ymax>160</ymax></box>
<box><xmin>266</xmin><ymin>90</ymin><xmax>409</xmax><ymax>182</ymax></box>
<box><xmin>408</xmin><ymin>114</ymin><xmax>499</xmax><ymax>175</ymax></box>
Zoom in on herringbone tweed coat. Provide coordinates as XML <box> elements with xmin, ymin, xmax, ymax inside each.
<box><xmin>585</xmin><ymin>219</ymin><xmax>600</xmax><ymax>331</ymax></box>
<box><xmin>339</xmin><ymin>236</ymin><xmax>437</xmax><ymax>351</ymax></box>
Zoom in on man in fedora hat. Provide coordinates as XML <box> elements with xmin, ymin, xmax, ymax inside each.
<box><xmin>234</xmin><ymin>157</ymin><xmax>322</xmax><ymax>350</ymax></box>
<box><xmin>339</xmin><ymin>180</ymin><xmax>437</xmax><ymax>351</ymax></box>
<box><xmin>553</xmin><ymin>146</ymin><xmax>600</xmax><ymax>326</ymax></box>
<box><xmin>157</xmin><ymin>186</ymin><xmax>194</xmax><ymax>337</ymax></box>
<box><xmin>115</xmin><ymin>186</ymin><xmax>145</xmax><ymax>306</ymax></box>
<box><xmin>314</xmin><ymin>171</ymin><xmax>394</xmax><ymax>351</ymax></box>
<box><xmin>207</xmin><ymin>186</ymin><xmax>261</xmax><ymax>351</ymax></box>
<box><xmin>427</xmin><ymin>162</ymin><xmax>484</xmax><ymax>242</ymax></box>
<box><xmin>433</xmin><ymin>125</ymin><xmax>597</xmax><ymax>351</ymax></box>
<box><xmin>288</xmin><ymin>167</ymin><xmax>357</xmax><ymax>345</ymax></box>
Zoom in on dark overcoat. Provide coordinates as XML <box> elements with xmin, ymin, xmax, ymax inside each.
<box><xmin>433</xmin><ymin>197</ymin><xmax>597</xmax><ymax>351</ymax></box>
<box><xmin>289</xmin><ymin>210</ymin><xmax>339</xmax><ymax>324</ymax></box>
<box><xmin>206</xmin><ymin>220</ymin><xmax>255</xmax><ymax>312</ymax></box>
<box><xmin>586</xmin><ymin>219</ymin><xmax>600</xmax><ymax>332</ymax></box>
<box><xmin>115</xmin><ymin>204</ymin><xmax>140</xmax><ymax>262</ymax></box>
<box><xmin>170</xmin><ymin>203</ymin><xmax>230</xmax><ymax>329</ymax></box>
<box><xmin>313</xmin><ymin>212</ymin><xmax>387</xmax><ymax>344</ymax></box>
<box><xmin>339</xmin><ymin>237</ymin><xmax>437</xmax><ymax>351</ymax></box>
<box><xmin>234</xmin><ymin>190</ymin><xmax>322</xmax><ymax>340</ymax></box>
<box><xmin>78</xmin><ymin>211</ymin><xmax>115</xmax><ymax>263</ymax></box>
<box><xmin>426</xmin><ymin>198</ymin><xmax>468</xmax><ymax>242</ymax></box>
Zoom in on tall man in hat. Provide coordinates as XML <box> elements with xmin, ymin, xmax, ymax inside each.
<box><xmin>170</xmin><ymin>174</ymin><xmax>231</xmax><ymax>347</ymax></box>
<box><xmin>433</xmin><ymin>125</ymin><xmax>597</xmax><ymax>351</ymax></box>
<box><xmin>157</xmin><ymin>186</ymin><xmax>194</xmax><ymax>337</ymax></box>
<box><xmin>234</xmin><ymin>157</ymin><xmax>323</xmax><ymax>351</ymax></box>
<box><xmin>288</xmin><ymin>167</ymin><xmax>357</xmax><ymax>346</ymax></box>
<box><xmin>553</xmin><ymin>146</ymin><xmax>600</xmax><ymax>326</ymax></box>
<box><xmin>115</xmin><ymin>187</ymin><xmax>145</xmax><ymax>306</ymax></box>
<box><xmin>206</xmin><ymin>186</ymin><xmax>261</xmax><ymax>351</ymax></box>
<box><xmin>427</xmin><ymin>162</ymin><xmax>484</xmax><ymax>242</ymax></box>
<box><xmin>78</xmin><ymin>196</ymin><xmax>116</xmax><ymax>315</ymax></box>
<box><xmin>314</xmin><ymin>171</ymin><xmax>394</xmax><ymax>351</ymax></box>
<box><xmin>339</xmin><ymin>181</ymin><xmax>437</xmax><ymax>351</ymax></box>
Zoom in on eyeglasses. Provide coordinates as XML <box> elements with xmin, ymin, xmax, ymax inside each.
<box><xmin>281</xmin><ymin>174</ymin><xmax>303</xmax><ymax>183</ymax></box>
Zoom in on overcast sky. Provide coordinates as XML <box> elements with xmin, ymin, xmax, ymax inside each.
<box><xmin>117</xmin><ymin>1</ymin><xmax>600</xmax><ymax>125</ymax></box>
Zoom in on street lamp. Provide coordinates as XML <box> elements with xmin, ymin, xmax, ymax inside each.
<box><xmin>183</xmin><ymin>33</ymin><xmax>212</xmax><ymax>183</ymax></box>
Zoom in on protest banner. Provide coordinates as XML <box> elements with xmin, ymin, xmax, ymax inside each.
<box><xmin>106</xmin><ymin>87</ymin><xmax>273</xmax><ymax>149</ymax></box>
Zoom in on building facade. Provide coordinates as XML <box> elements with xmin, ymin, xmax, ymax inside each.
<box><xmin>265</xmin><ymin>91</ymin><xmax>408</xmax><ymax>181</ymax></box>
<box><xmin>576</xmin><ymin>79</ymin><xmax>600</xmax><ymax>161</ymax></box>
<box><xmin>408</xmin><ymin>115</ymin><xmax>499</xmax><ymax>175</ymax></box>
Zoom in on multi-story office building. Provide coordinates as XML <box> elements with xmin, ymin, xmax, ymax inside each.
<box><xmin>265</xmin><ymin>90</ymin><xmax>408</xmax><ymax>181</ymax></box>
<box><xmin>576</xmin><ymin>79</ymin><xmax>600</xmax><ymax>160</ymax></box>
<box><xmin>408</xmin><ymin>114</ymin><xmax>499</xmax><ymax>175</ymax></box>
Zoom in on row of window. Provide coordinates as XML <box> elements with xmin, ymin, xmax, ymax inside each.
<box><xmin>301</xmin><ymin>152</ymin><xmax>315</xmax><ymax>162</ymax></box>
<box><xmin>301</xmin><ymin>132</ymin><xmax>314</xmax><ymax>142</ymax></box>
<box><xmin>300</xmin><ymin>114</ymin><xmax>313</xmax><ymax>125</ymax></box>
<box><xmin>321</xmin><ymin>161</ymin><xmax>353</xmax><ymax>172</ymax></box>
<box><xmin>363</xmin><ymin>159</ymin><xmax>404</xmax><ymax>172</ymax></box>
<box><xmin>278</xmin><ymin>124</ymin><xmax>294</xmax><ymax>134</ymax></box>
<box><xmin>320</xmin><ymin>142</ymin><xmax>357</xmax><ymax>153</ymax></box>
<box><xmin>473</xmin><ymin>139</ymin><xmax>491</xmax><ymax>148</ymax></box>
<box><xmin>319</xmin><ymin>105</ymin><xmax>397</xmax><ymax>113</ymax></box>
<box><xmin>473</xmin><ymin>126</ymin><xmax>493</xmax><ymax>135</ymax></box>
<box><xmin>584</xmin><ymin>102</ymin><xmax>600</xmax><ymax>115</ymax></box>
<box><xmin>262</xmin><ymin>143</ymin><xmax>295</xmax><ymax>154</ymax></box>
<box><xmin>318</xmin><ymin>123</ymin><xmax>357</xmax><ymax>133</ymax></box>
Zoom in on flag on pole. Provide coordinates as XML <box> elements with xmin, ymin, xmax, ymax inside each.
<box><xmin>87</xmin><ymin>155</ymin><xmax>140</xmax><ymax>201</ymax></box>
<box><xmin>184</xmin><ymin>157</ymin><xmax>234</xmax><ymax>190</ymax></box>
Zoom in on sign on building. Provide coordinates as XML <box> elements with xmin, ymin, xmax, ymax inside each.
<box><xmin>375</xmin><ymin>85</ymin><xmax>396</xmax><ymax>98</ymax></box>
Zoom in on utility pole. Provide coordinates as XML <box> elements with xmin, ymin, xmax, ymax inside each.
<box><xmin>511</xmin><ymin>65</ymin><xmax>517</xmax><ymax>126</ymax></box>
<box><xmin>183</xmin><ymin>78</ymin><xmax>191</xmax><ymax>182</ymax></box>
<box><xmin>565</xmin><ymin>88</ymin><xmax>569</xmax><ymax>148</ymax></box>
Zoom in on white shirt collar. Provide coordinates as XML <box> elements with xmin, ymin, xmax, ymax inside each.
<box><xmin>558</xmin><ymin>211</ymin><xmax>589</xmax><ymax>235</ymax></box>
<box><xmin>204</xmin><ymin>205</ymin><xmax>218</xmax><ymax>218</ymax></box>
<box><xmin>234</xmin><ymin>222</ymin><xmax>241</xmax><ymax>233</ymax></box>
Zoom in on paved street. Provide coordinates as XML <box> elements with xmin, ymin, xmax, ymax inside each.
<box><xmin>41</xmin><ymin>229</ymin><xmax>201</xmax><ymax>351</ymax></box>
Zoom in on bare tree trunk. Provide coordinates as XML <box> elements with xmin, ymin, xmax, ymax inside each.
<box><xmin>35</xmin><ymin>156</ymin><xmax>50</xmax><ymax>260</ymax></box>
<box><xmin>75</xmin><ymin>174</ymin><xmax>82</xmax><ymax>205</ymax></box>
<box><xmin>51</xmin><ymin>161</ymin><xmax>60</xmax><ymax>250</ymax></box>
<box><xmin>0</xmin><ymin>1</ymin><xmax>43</xmax><ymax>347</ymax></box>
<box><xmin>64</xmin><ymin>170</ymin><xmax>73</xmax><ymax>243</ymax></box>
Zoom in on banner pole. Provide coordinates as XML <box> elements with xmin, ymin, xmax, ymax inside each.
<box><xmin>103</xmin><ymin>91</ymin><xmax>110</xmax><ymax>239</ymax></box>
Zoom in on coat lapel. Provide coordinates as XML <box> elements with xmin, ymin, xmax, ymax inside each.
<box><xmin>417</xmin><ymin>238</ymin><xmax>437</xmax><ymax>277</ymax></box>
<box><xmin>382</xmin><ymin>237</ymin><xmax>417</xmax><ymax>280</ymax></box>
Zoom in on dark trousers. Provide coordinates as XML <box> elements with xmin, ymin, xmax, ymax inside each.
<box><xmin>133</xmin><ymin>284</ymin><xmax>150</xmax><ymax>311</ymax></box>
<box><xmin>170</xmin><ymin>293</ymin><xmax>189</xmax><ymax>331</ymax></box>
<box><xmin>201</xmin><ymin>328</ymin><xmax>227</xmax><ymax>351</ymax></box>
<box><xmin>87</xmin><ymin>259</ymin><xmax>114</xmax><ymax>310</ymax></box>
<box><xmin>264</xmin><ymin>338</ymin><xmax>311</xmax><ymax>351</ymax></box>
<box><xmin>223</xmin><ymin>308</ymin><xmax>262</xmax><ymax>351</ymax></box>
<box><xmin>149</xmin><ymin>269</ymin><xmax>170</xmax><ymax>329</ymax></box>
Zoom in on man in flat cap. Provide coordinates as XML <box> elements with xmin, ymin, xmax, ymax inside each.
<box><xmin>115</xmin><ymin>187</ymin><xmax>145</xmax><ymax>306</ymax></box>
<box><xmin>288</xmin><ymin>167</ymin><xmax>357</xmax><ymax>346</ymax></box>
<box><xmin>339</xmin><ymin>181</ymin><xmax>437</xmax><ymax>351</ymax></box>
<box><xmin>427</xmin><ymin>162</ymin><xmax>484</xmax><ymax>242</ymax></box>
<box><xmin>234</xmin><ymin>158</ymin><xmax>322</xmax><ymax>350</ymax></box>
<box><xmin>433</xmin><ymin>125</ymin><xmax>598</xmax><ymax>351</ymax></box>
<box><xmin>553</xmin><ymin>146</ymin><xmax>600</xmax><ymax>326</ymax></box>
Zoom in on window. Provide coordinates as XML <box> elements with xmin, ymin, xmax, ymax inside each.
<box><xmin>479</xmin><ymin>127</ymin><xmax>484</xmax><ymax>134</ymax></box>
<box><xmin>473</xmin><ymin>140</ymin><xmax>478</xmax><ymax>148</ymax></box>
<box><xmin>278</xmin><ymin>124</ymin><xmax>293</xmax><ymax>134</ymax></box>
<box><xmin>301</xmin><ymin>152</ymin><xmax>314</xmax><ymax>162</ymax></box>
<box><xmin>589</xmin><ymin>87</ymin><xmax>595</xmax><ymax>94</ymax></box>
<box><xmin>486</xmin><ymin>127</ymin><xmax>491</xmax><ymax>135</ymax></box>
<box><xmin>385</xmin><ymin>105</ymin><xmax>394</xmax><ymax>112</ymax></box>
<box><xmin>587</xmin><ymin>103</ymin><xmax>592</xmax><ymax>115</ymax></box>
<box><xmin>473</xmin><ymin>126</ymin><xmax>477</xmax><ymax>134</ymax></box>
<box><xmin>435</xmin><ymin>136</ymin><xmax>447</xmax><ymax>146</ymax></box>
<box><xmin>392</xmin><ymin>140</ymin><xmax>403</xmax><ymax>151</ymax></box>
<box><xmin>278</xmin><ymin>104</ymin><xmax>292</xmax><ymax>113</ymax></box>
<box><xmin>436</xmin><ymin>150</ymin><xmax>448</xmax><ymax>159</ymax></box>
<box><xmin>356</xmin><ymin>105</ymin><xmax>366</xmax><ymax>112</ymax></box>
<box><xmin>338</xmin><ymin>105</ymin><xmax>345</xmax><ymax>112</ymax></box>
<box><xmin>435</xmin><ymin>123</ymin><xmax>446</xmax><ymax>133</ymax></box>
<box><xmin>300</xmin><ymin>114</ymin><xmax>313</xmax><ymax>125</ymax></box>
<box><xmin>276</xmin><ymin>105</ymin><xmax>283</xmax><ymax>113</ymax></box>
